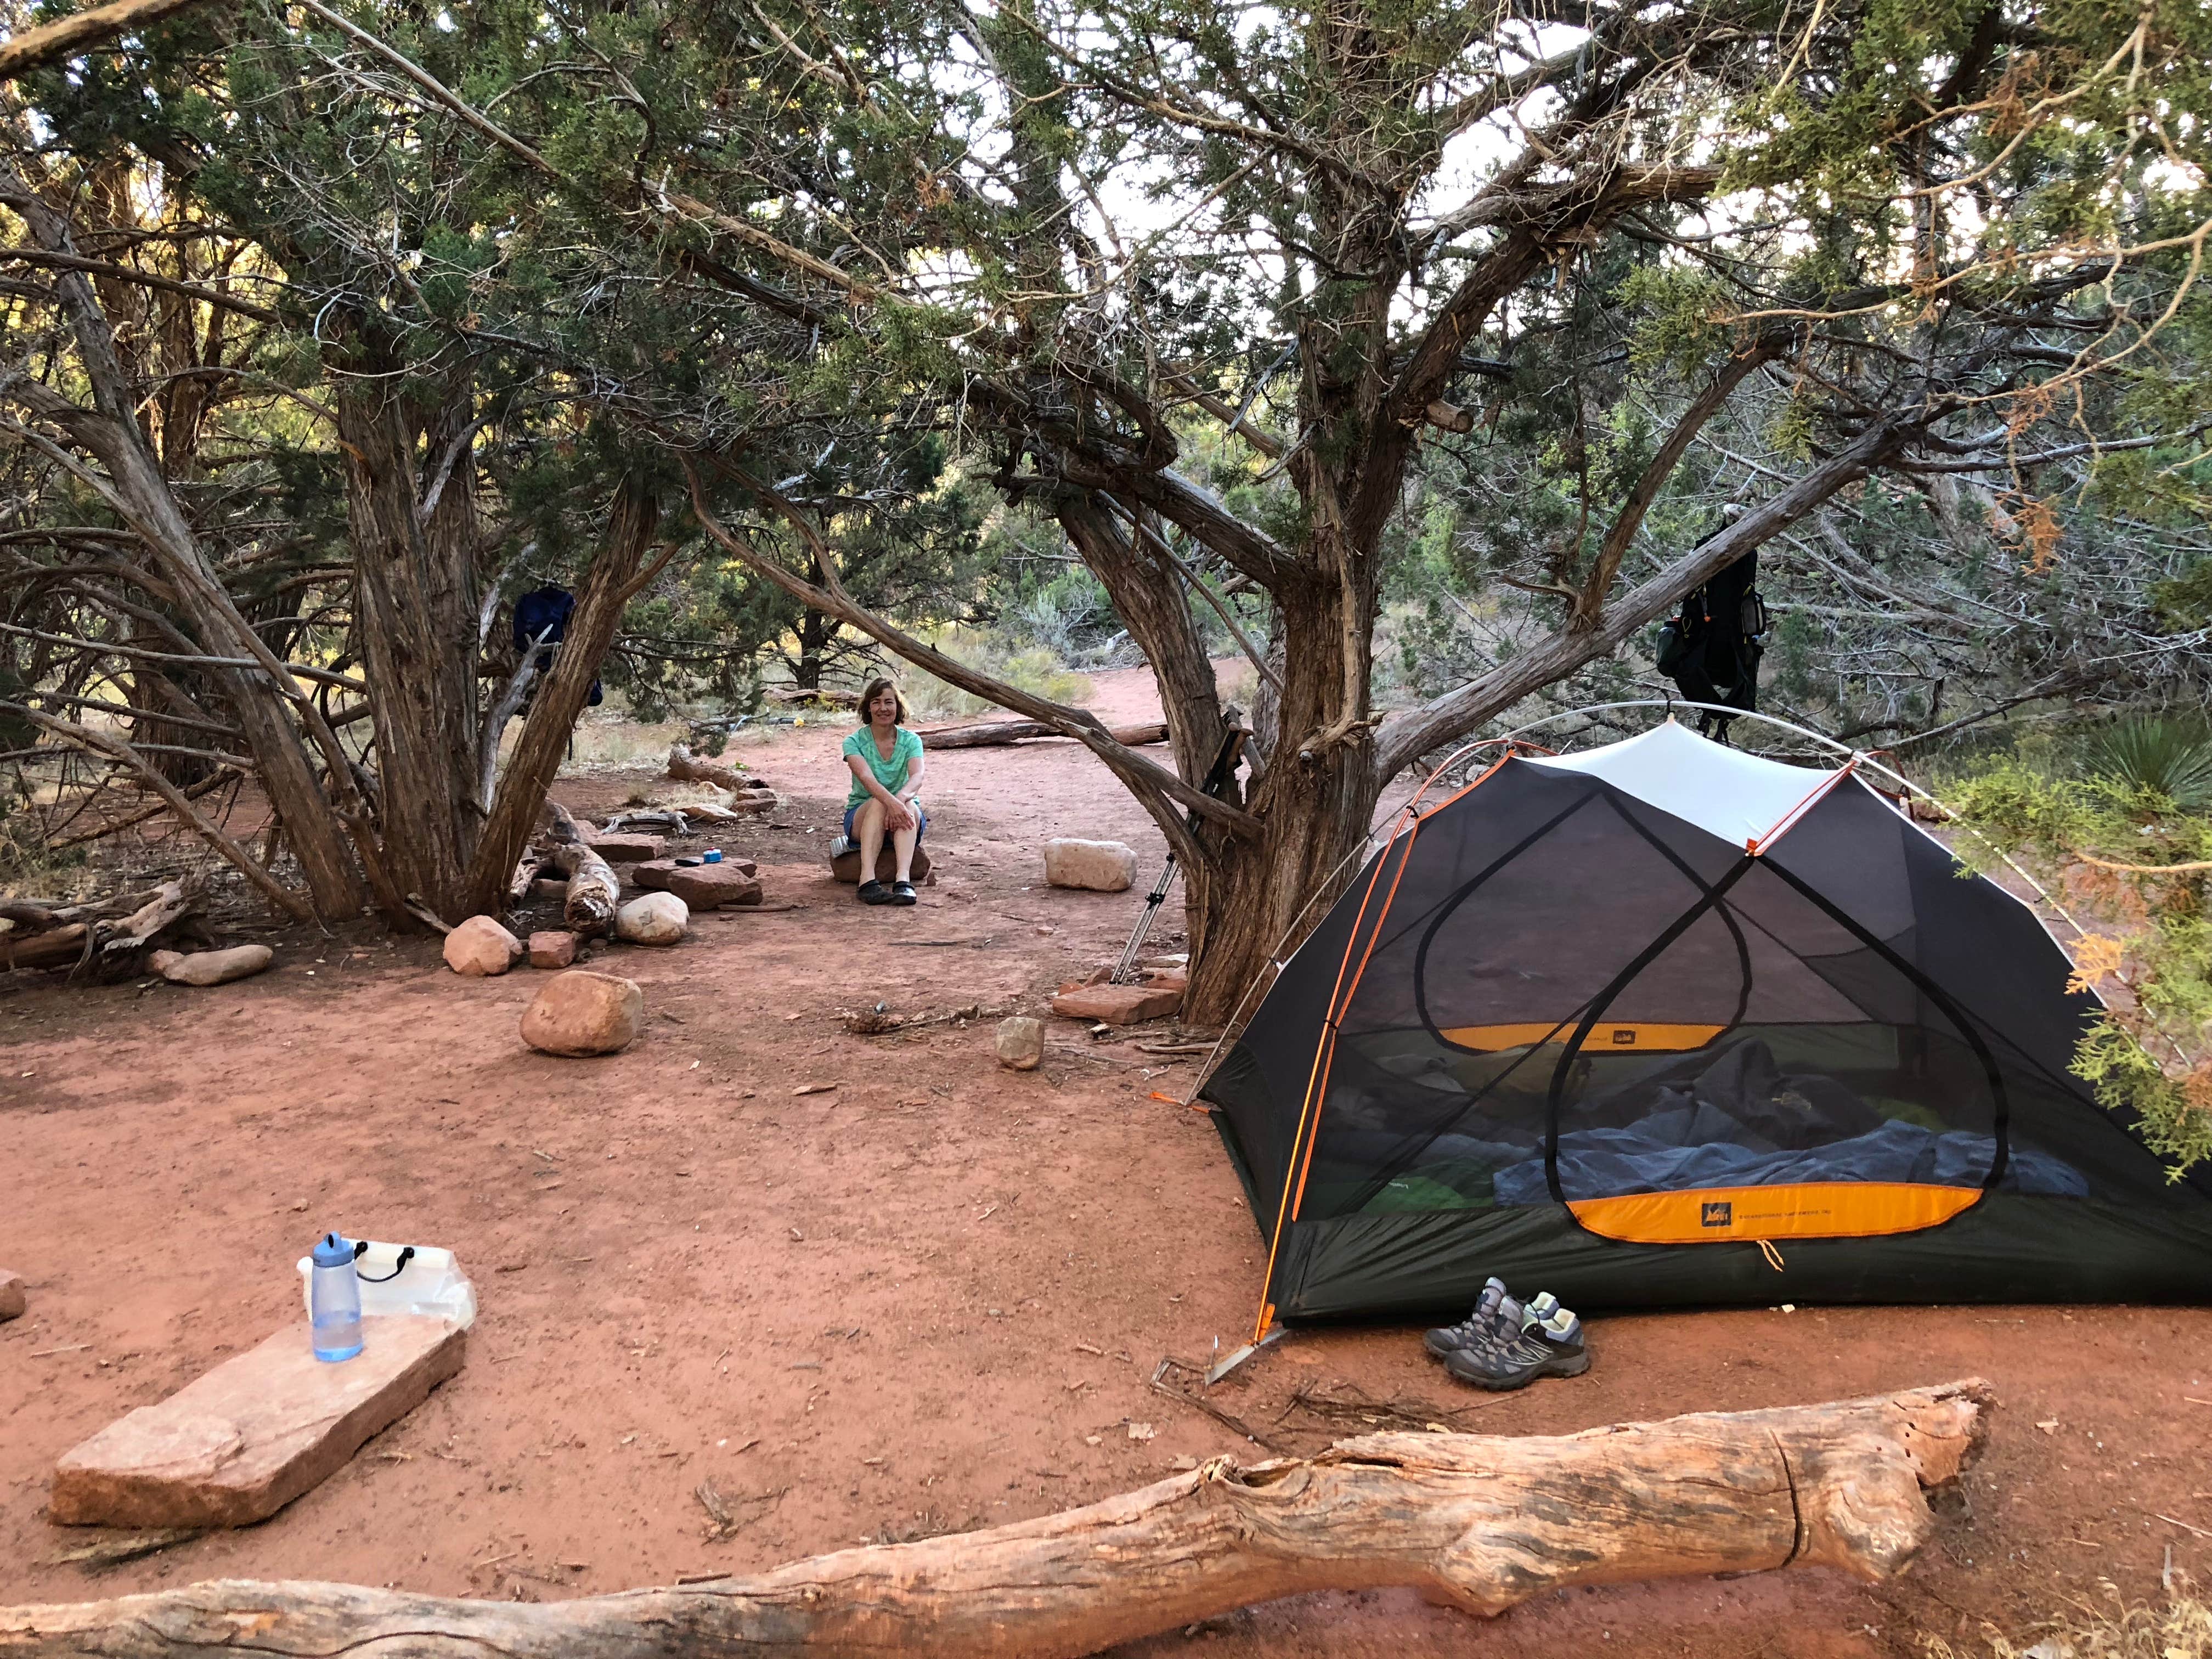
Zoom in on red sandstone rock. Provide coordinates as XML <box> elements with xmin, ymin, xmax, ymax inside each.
<box><xmin>520</xmin><ymin>970</ymin><xmax>643</xmax><ymax>1056</ymax></box>
<box><xmin>442</xmin><ymin>916</ymin><xmax>521</xmax><ymax>977</ymax></box>
<box><xmin>585</xmin><ymin>833</ymin><xmax>663</xmax><ymax>863</ymax></box>
<box><xmin>527</xmin><ymin>930</ymin><xmax>579</xmax><ymax>969</ymax></box>
<box><xmin>49</xmin><ymin>1314</ymin><xmax>465</xmax><ymax>1529</ymax></box>
<box><xmin>631</xmin><ymin>859</ymin><xmax>762</xmax><ymax>910</ymax></box>
<box><xmin>1048</xmin><ymin>982</ymin><xmax>1183</xmax><ymax>1024</ymax></box>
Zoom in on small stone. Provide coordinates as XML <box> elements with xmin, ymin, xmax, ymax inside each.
<box><xmin>587</xmin><ymin>832</ymin><xmax>664</xmax><ymax>863</ymax></box>
<box><xmin>994</xmin><ymin>1016</ymin><xmax>1044</xmax><ymax>1071</ymax></box>
<box><xmin>49</xmin><ymin>1314</ymin><xmax>465</xmax><ymax>1529</ymax></box>
<box><xmin>616</xmin><ymin>891</ymin><xmax>689</xmax><ymax>945</ymax></box>
<box><xmin>1049</xmin><ymin>982</ymin><xmax>1183</xmax><ymax>1024</ymax></box>
<box><xmin>148</xmin><ymin>945</ymin><xmax>275</xmax><ymax>987</ymax></box>
<box><xmin>442</xmin><ymin>916</ymin><xmax>522</xmax><ymax>977</ymax></box>
<box><xmin>521</xmin><ymin>970</ymin><xmax>644</xmax><ymax>1056</ymax></box>
<box><xmin>631</xmin><ymin>859</ymin><xmax>763</xmax><ymax>910</ymax></box>
<box><xmin>1043</xmin><ymin>838</ymin><xmax>1138</xmax><ymax>893</ymax></box>
<box><xmin>0</xmin><ymin>1269</ymin><xmax>25</xmax><ymax>1321</ymax></box>
<box><xmin>527</xmin><ymin>930</ymin><xmax>579</xmax><ymax>969</ymax></box>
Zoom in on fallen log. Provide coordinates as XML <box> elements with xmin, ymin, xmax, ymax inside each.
<box><xmin>917</xmin><ymin>716</ymin><xmax>1169</xmax><ymax>750</ymax></box>
<box><xmin>665</xmin><ymin>744</ymin><xmax>774</xmax><ymax>802</ymax></box>
<box><xmin>0</xmin><ymin>922</ymin><xmax>89</xmax><ymax>973</ymax></box>
<box><xmin>540</xmin><ymin>803</ymin><xmax>621</xmax><ymax>936</ymax></box>
<box><xmin>0</xmin><ymin>1380</ymin><xmax>1991</xmax><ymax>1659</ymax></box>
<box><xmin>0</xmin><ymin>876</ymin><xmax>208</xmax><ymax>978</ymax></box>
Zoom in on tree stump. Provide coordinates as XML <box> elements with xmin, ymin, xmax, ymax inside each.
<box><xmin>0</xmin><ymin>1380</ymin><xmax>1991</xmax><ymax>1659</ymax></box>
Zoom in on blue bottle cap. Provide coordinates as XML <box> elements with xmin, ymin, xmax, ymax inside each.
<box><xmin>311</xmin><ymin>1233</ymin><xmax>354</xmax><ymax>1267</ymax></box>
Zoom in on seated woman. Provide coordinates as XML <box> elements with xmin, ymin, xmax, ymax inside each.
<box><xmin>841</xmin><ymin>676</ymin><xmax>927</xmax><ymax>906</ymax></box>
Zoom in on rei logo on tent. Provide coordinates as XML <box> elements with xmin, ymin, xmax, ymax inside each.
<box><xmin>1700</xmin><ymin>1201</ymin><xmax>1734</xmax><ymax>1228</ymax></box>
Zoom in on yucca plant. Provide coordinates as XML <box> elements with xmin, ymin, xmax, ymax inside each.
<box><xmin>2084</xmin><ymin>716</ymin><xmax>2212</xmax><ymax>812</ymax></box>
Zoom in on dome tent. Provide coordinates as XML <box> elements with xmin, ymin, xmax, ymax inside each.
<box><xmin>1200</xmin><ymin>720</ymin><xmax>2212</xmax><ymax>1330</ymax></box>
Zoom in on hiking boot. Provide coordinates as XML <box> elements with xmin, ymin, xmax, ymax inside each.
<box><xmin>1423</xmin><ymin>1277</ymin><xmax>1523</xmax><ymax>1358</ymax></box>
<box><xmin>891</xmin><ymin>880</ymin><xmax>918</xmax><ymax>906</ymax></box>
<box><xmin>857</xmin><ymin>879</ymin><xmax>894</xmax><ymax>905</ymax></box>
<box><xmin>1533</xmin><ymin>1303</ymin><xmax>1584</xmax><ymax>1346</ymax></box>
<box><xmin>1441</xmin><ymin>1319</ymin><xmax>1590</xmax><ymax>1392</ymax></box>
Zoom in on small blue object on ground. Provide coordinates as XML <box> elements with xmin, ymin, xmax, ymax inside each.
<box><xmin>702</xmin><ymin>849</ymin><xmax>721</xmax><ymax>864</ymax></box>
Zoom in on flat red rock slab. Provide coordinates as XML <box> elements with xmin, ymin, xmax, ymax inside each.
<box><xmin>1048</xmin><ymin>983</ymin><xmax>1183</xmax><ymax>1024</ymax></box>
<box><xmin>50</xmin><ymin>1314</ymin><xmax>466</xmax><ymax>1530</ymax></box>
<box><xmin>585</xmin><ymin>833</ymin><xmax>663</xmax><ymax>863</ymax></box>
<box><xmin>631</xmin><ymin>859</ymin><xmax>761</xmax><ymax>911</ymax></box>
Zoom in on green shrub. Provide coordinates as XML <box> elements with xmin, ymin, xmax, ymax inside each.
<box><xmin>1943</xmin><ymin>751</ymin><xmax>2212</xmax><ymax>1178</ymax></box>
<box><xmin>2084</xmin><ymin>715</ymin><xmax>2212</xmax><ymax>812</ymax></box>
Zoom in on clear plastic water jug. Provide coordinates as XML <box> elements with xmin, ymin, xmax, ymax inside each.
<box><xmin>309</xmin><ymin>1232</ymin><xmax>363</xmax><ymax>1362</ymax></box>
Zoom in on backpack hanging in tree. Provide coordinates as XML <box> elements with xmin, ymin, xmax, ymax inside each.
<box><xmin>510</xmin><ymin>585</ymin><xmax>602</xmax><ymax>710</ymax></box>
<box><xmin>1656</xmin><ymin>550</ymin><xmax>1767</xmax><ymax>741</ymax></box>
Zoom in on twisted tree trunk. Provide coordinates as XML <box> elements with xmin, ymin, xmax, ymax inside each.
<box><xmin>337</xmin><ymin>363</ymin><xmax>486</xmax><ymax>921</ymax></box>
<box><xmin>2</xmin><ymin>1380</ymin><xmax>1990</xmax><ymax>1659</ymax></box>
<box><xmin>459</xmin><ymin>476</ymin><xmax>662</xmax><ymax>919</ymax></box>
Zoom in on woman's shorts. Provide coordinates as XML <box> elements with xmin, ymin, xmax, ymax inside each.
<box><xmin>844</xmin><ymin>800</ymin><xmax>927</xmax><ymax>842</ymax></box>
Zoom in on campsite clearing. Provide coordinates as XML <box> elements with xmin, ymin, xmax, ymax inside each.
<box><xmin>3</xmin><ymin>668</ymin><xmax>2209</xmax><ymax>1657</ymax></box>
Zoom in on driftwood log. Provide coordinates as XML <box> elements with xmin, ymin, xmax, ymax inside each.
<box><xmin>539</xmin><ymin>803</ymin><xmax>622</xmax><ymax>936</ymax></box>
<box><xmin>0</xmin><ymin>876</ymin><xmax>208</xmax><ymax>977</ymax></box>
<box><xmin>0</xmin><ymin>1380</ymin><xmax>1990</xmax><ymax>1659</ymax></box>
<box><xmin>918</xmin><ymin>716</ymin><xmax>1169</xmax><ymax>750</ymax></box>
<box><xmin>665</xmin><ymin>745</ymin><xmax>776</xmax><ymax>809</ymax></box>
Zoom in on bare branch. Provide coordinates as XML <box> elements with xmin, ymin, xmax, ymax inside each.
<box><xmin>1372</xmin><ymin>416</ymin><xmax>1917</xmax><ymax>781</ymax></box>
<box><xmin>4</xmin><ymin>705</ymin><xmax>312</xmax><ymax>920</ymax></box>
<box><xmin>0</xmin><ymin>0</ymin><xmax>217</xmax><ymax>80</ymax></box>
<box><xmin>683</xmin><ymin>458</ymin><xmax>1259</xmax><ymax>840</ymax></box>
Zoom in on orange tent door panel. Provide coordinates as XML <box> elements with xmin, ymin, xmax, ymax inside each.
<box><xmin>1568</xmin><ymin>1183</ymin><xmax>1982</xmax><ymax>1245</ymax></box>
<box><xmin>1438</xmin><ymin>1022</ymin><xmax>1727</xmax><ymax>1054</ymax></box>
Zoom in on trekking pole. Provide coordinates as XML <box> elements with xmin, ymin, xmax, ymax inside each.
<box><xmin>1111</xmin><ymin>728</ymin><xmax>1246</xmax><ymax>985</ymax></box>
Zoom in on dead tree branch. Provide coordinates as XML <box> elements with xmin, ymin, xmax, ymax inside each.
<box><xmin>0</xmin><ymin>1380</ymin><xmax>1991</xmax><ymax>1659</ymax></box>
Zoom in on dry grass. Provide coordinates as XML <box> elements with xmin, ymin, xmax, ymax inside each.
<box><xmin>553</xmin><ymin>708</ymin><xmax>689</xmax><ymax>775</ymax></box>
<box><xmin>0</xmin><ymin>812</ymin><xmax>101</xmax><ymax>904</ymax></box>
<box><xmin>1921</xmin><ymin>1583</ymin><xmax>2210</xmax><ymax>1659</ymax></box>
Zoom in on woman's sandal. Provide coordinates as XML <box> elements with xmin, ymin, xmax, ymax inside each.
<box><xmin>857</xmin><ymin>879</ymin><xmax>893</xmax><ymax>905</ymax></box>
<box><xmin>891</xmin><ymin>880</ymin><xmax>918</xmax><ymax>906</ymax></box>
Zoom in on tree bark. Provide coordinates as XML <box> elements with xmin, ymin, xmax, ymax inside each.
<box><xmin>916</xmin><ymin>718</ymin><xmax>1167</xmax><ymax>749</ymax></box>
<box><xmin>336</xmin><ymin>363</ymin><xmax>485</xmax><ymax>922</ymax></box>
<box><xmin>0</xmin><ymin>1380</ymin><xmax>1991</xmax><ymax>1659</ymax></box>
<box><xmin>1058</xmin><ymin>494</ymin><xmax>1229</xmax><ymax>788</ymax></box>
<box><xmin>793</xmin><ymin>603</ymin><xmax>830</xmax><ymax>691</ymax></box>
<box><xmin>0</xmin><ymin>170</ymin><xmax>366</xmax><ymax>921</ymax></box>
<box><xmin>546</xmin><ymin>839</ymin><xmax>620</xmax><ymax>936</ymax></box>
<box><xmin>459</xmin><ymin>476</ymin><xmax>662</xmax><ymax>920</ymax></box>
<box><xmin>0</xmin><ymin>0</ymin><xmax>220</xmax><ymax>83</ymax></box>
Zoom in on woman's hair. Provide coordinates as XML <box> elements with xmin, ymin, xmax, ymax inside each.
<box><xmin>856</xmin><ymin>676</ymin><xmax>906</xmax><ymax>726</ymax></box>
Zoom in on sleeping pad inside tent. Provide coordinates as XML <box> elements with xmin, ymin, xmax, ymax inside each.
<box><xmin>1199</xmin><ymin>721</ymin><xmax>2212</xmax><ymax>1323</ymax></box>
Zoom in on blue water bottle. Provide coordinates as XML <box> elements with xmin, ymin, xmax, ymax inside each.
<box><xmin>309</xmin><ymin>1233</ymin><xmax>364</xmax><ymax>1362</ymax></box>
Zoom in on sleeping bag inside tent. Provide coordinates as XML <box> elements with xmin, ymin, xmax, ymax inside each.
<box><xmin>1200</xmin><ymin>721</ymin><xmax>2212</xmax><ymax>1324</ymax></box>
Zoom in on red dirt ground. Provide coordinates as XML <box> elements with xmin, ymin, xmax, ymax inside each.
<box><xmin>4</xmin><ymin>665</ymin><xmax>2209</xmax><ymax>1656</ymax></box>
